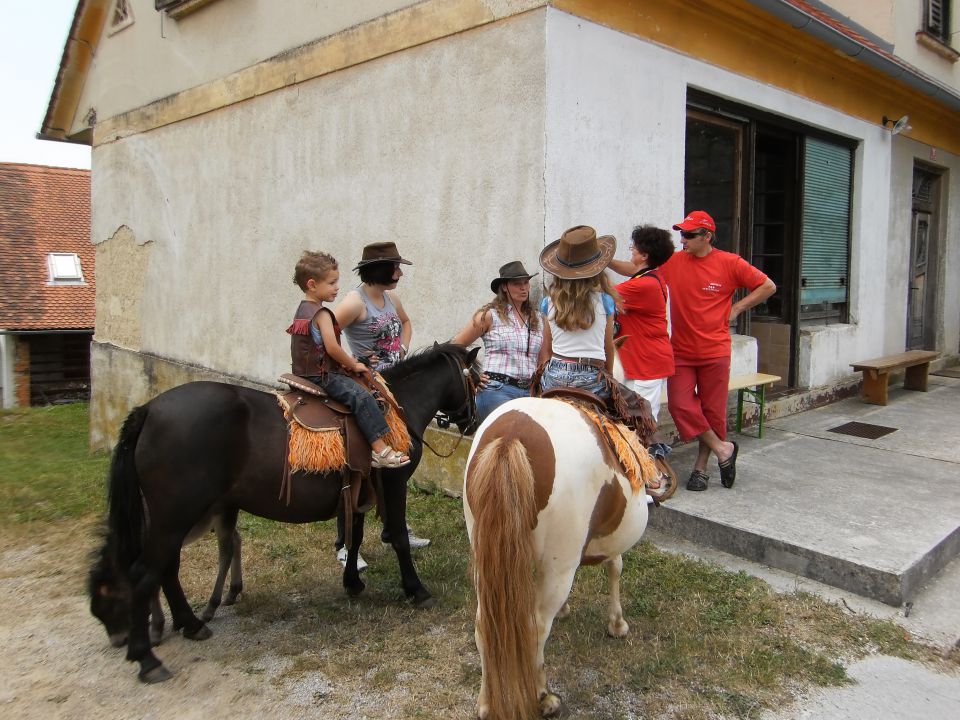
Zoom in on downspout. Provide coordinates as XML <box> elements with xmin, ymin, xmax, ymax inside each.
<box><xmin>745</xmin><ymin>0</ymin><xmax>960</xmax><ymax>113</ymax></box>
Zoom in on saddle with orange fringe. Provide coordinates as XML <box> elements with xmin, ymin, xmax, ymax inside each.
<box><xmin>539</xmin><ymin>388</ymin><xmax>659</xmax><ymax>495</ymax></box>
<box><xmin>275</xmin><ymin>373</ymin><xmax>411</xmax><ymax>516</ymax></box>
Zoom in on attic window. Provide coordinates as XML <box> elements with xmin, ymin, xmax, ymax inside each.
<box><xmin>108</xmin><ymin>0</ymin><xmax>134</xmax><ymax>36</ymax></box>
<box><xmin>48</xmin><ymin>253</ymin><xmax>85</xmax><ymax>284</ymax></box>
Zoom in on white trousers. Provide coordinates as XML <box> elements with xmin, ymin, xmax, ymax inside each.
<box><xmin>623</xmin><ymin>377</ymin><xmax>666</xmax><ymax>421</ymax></box>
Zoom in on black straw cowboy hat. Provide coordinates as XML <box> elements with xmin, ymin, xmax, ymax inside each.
<box><xmin>490</xmin><ymin>261</ymin><xmax>539</xmax><ymax>293</ymax></box>
<box><xmin>353</xmin><ymin>242</ymin><xmax>413</xmax><ymax>270</ymax></box>
<box><xmin>539</xmin><ymin>225</ymin><xmax>616</xmax><ymax>279</ymax></box>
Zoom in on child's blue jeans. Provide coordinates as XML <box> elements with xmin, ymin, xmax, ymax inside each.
<box><xmin>307</xmin><ymin>373</ymin><xmax>389</xmax><ymax>444</ymax></box>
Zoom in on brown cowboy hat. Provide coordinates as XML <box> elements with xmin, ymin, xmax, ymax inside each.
<box><xmin>539</xmin><ymin>225</ymin><xmax>616</xmax><ymax>279</ymax></box>
<box><xmin>353</xmin><ymin>241</ymin><xmax>413</xmax><ymax>270</ymax></box>
<box><xmin>490</xmin><ymin>260</ymin><xmax>539</xmax><ymax>293</ymax></box>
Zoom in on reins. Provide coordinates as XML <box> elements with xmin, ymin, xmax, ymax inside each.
<box><xmin>409</xmin><ymin>349</ymin><xmax>479</xmax><ymax>459</ymax></box>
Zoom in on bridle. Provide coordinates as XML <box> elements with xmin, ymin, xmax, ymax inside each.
<box><xmin>424</xmin><ymin>349</ymin><xmax>480</xmax><ymax>458</ymax></box>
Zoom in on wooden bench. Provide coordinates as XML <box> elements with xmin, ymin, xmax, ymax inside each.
<box><xmin>850</xmin><ymin>350</ymin><xmax>941</xmax><ymax>405</ymax></box>
<box><xmin>729</xmin><ymin>373</ymin><xmax>781</xmax><ymax>438</ymax></box>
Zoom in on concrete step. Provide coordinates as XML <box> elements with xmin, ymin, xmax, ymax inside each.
<box><xmin>650</xmin><ymin>378</ymin><xmax>960</xmax><ymax>606</ymax></box>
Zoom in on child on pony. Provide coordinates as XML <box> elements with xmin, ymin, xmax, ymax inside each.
<box><xmin>288</xmin><ymin>250</ymin><xmax>410</xmax><ymax>468</ymax></box>
<box><xmin>536</xmin><ymin>225</ymin><xmax>620</xmax><ymax>399</ymax></box>
<box><xmin>536</xmin><ymin>226</ymin><xmax>661</xmax><ymax>493</ymax></box>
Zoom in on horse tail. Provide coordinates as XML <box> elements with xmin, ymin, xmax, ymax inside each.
<box><xmin>107</xmin><ymin>404</ymin><xmax>149</xmax><ymax>570</ymax></box>
<box><xmin>467</xmin><ymin>436</ymin><xmax>540</xmax><ymax>720</ymax></box>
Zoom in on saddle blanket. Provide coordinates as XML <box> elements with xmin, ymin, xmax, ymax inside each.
<box><xmin>277</xmin><ymin>379</ymin><xmax>410</xmax><ymax>474</ymax></box>
<box><xmin>578</xmin><ymin>406</ymin><xmax>658</xmax><ymax>494</ymax></box>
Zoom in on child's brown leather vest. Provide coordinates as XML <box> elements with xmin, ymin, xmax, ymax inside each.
<box><xmin>287</xmin><ymin>301</ymin><xmax>342</xmax><ymax>377</ymax></box>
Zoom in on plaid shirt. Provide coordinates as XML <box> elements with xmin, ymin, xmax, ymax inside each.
<box><xmin>482</xmin><ymin>306</ymin><xmax>543</xmax><ymax>380</ymax></box>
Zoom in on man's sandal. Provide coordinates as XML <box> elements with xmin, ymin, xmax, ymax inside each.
<box><xmin>372</xmin><ymin>447</ymin><xmax>411</xmax><ymax>468</ymax></box>
<box><xmin>686</xmin><ymin>469</ymin><xmax>709</xmax><ymax>491</ymax></box>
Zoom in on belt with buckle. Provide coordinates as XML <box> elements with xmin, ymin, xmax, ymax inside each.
<box><xmin>551</xmin><ymin>354</ymin><xmax>605</xmax><ymax>369</ymax></box>
<box><xmin>486</xmin><ymin>372</ymin><xmax>531</xmax><ymax>390</ymax></box>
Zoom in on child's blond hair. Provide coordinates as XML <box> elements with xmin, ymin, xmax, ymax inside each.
<box><xmin>547</xmin><ymin>273</ymin><xmax>621</xmax><ymax>331</ymax></box>
<box><xmin>293</xmin><ymin>251</ymin><xmax>337</xmax><ymax>291</ymax></box>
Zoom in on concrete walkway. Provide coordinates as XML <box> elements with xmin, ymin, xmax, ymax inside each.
<box><xmin>647</xmin><ymin>373</ymin><xmax>960</xmax><ymax>719</ymax></box>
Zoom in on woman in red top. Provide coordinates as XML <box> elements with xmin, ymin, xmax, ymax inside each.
<box><xmin>615</xmin><ymin>225</ymin><xmax>676</xmax><ymax>420</ymax></box>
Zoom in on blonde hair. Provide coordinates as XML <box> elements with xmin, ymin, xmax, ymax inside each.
<box><xmin>547</xmin><ymin>274</ymin><xmax>621</xmax><ymax>331</ymax></box>
<box><xmin>293</xmin><ymin>251</ymin><xmax>337</xmax><ymax>291</ymax></box>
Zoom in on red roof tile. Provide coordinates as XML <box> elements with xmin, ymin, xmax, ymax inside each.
<box><xmin>0</xmin><ymin>163</ymin><xmax>93</xmax><ymax>331</ymax></box>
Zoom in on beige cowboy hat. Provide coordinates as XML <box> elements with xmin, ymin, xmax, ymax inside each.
<box><xmin>490</xmin><ymin>260</ymin><xmax>539</xmax><ymax>293</ymax></box>
<box><xmin>539</xmin><ymin>225</ymin><xmax>616</xmax><ymax>279</ymax></box>
<box><xmin>353</xmin><ymin>241</ymin><xmax>414</xmax><ymax>270</ymax></box>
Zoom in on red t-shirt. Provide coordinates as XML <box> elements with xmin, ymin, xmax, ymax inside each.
<box><xmin>658</xmin><ymin>249</ymin><xmax>768</xmax><ymax>360</ymax></box>
<box><xmin>615</xmin><ymin>272</ymin><xmax>674</xmax><ymax>380</ymax></box>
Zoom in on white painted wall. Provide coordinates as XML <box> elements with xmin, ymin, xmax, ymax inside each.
<box><xmin>75</xmin><ymin>0</ymin><xmax>423</xmax><ymax>133</ymax></box>
<box><xmin>91</xmin><ymin>12</ymin><xmax>547</xmax><ymax>383</ymax></box>
<box><xmin>544</xmin><ymin>8</ymin><xmax>958</xmax><ymax>389</ymax></box>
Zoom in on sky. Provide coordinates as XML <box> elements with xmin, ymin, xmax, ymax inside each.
<box><xmin>1</xmin><ymin>0</ymin><xmax>91</xmax><ymax>169</ymax></box>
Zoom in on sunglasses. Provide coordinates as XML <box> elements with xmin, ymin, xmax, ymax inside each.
<box><xmin>680</xmin><ymin>230</ymin><xmax>706</xmax><ymax>239</ymax></box>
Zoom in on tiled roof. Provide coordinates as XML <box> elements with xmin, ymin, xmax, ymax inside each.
<box><xmin>0</xmin><ymin>163</ymin><xmax>93</xmax><ymax>330</ymax></box>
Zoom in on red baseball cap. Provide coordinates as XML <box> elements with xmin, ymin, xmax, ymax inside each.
<box><xmin>673</xmin><ymin>210</ymin><xmax>716</xmax><ymax>232</ymax></box>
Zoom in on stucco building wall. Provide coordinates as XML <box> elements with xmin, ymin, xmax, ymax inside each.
<box><xmin>88</xmin><ymin>9</ymin><xmax>547</xmax><ymax>447</ymax></box>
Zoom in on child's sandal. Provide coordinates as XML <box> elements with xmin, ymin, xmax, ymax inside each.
<box><xmin>371</xmin><ymin>447</ymin><xmax>411</xmax><ymax>468</ymax></box>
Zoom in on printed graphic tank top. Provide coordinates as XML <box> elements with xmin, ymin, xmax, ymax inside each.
<box><xmin>341</xmin><ymin>286</ymin><xmax>404</xmax><ymax>371</ymax></box>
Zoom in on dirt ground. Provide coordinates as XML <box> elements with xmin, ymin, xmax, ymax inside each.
<box><xmin>0</xmin><ymin>524</ymin><xmax>469</xmax><ymax>720</ymax></box>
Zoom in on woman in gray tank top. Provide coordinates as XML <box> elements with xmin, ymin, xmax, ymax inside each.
<box><xmin>336</xmin><ymin>243</ymin><xmax>412</xmax><ymax>371</ymax></box>
<box><xmin>332</xmin><ymin>242</ymin><xmax>428</xmax><ymax>569</ymax></box>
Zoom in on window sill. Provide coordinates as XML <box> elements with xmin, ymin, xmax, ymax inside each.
<box><xmin>915</xmin><ymin>31</ymin><xmax>960</xmax><ymax>63</ymax></box>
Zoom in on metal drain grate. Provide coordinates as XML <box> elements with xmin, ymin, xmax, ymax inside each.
<box><xmin>828</xmin><ymin>421</ymin><xmax>899</xmax><ymax>439</ymax></box>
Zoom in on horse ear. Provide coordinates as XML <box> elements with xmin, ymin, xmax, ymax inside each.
<box><xmin>467</xmin><ymin>347</ymin><xmax>480</xmax><ymax>364</ymax></box>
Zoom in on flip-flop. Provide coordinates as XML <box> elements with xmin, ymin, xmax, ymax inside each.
<box><xmin>718</xmin><ymin>441</ymin><xmax>739</xmax><ymax>488</ymax></box>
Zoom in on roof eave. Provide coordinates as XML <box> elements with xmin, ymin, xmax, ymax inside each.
<box><xmin>39</xmin><ymin>0</ymin><xmax>110</xmax><ymax>143</ymax></box>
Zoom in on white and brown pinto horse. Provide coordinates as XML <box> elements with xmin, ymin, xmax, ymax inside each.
<box><xmin>464</xmin><ymin>396</ymin><xmax>652</xmax><ymax>719</ymax></box>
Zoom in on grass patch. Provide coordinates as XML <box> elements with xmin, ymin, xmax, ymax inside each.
<box><xmin>3</xmin><ymin>404</ymin><xmax>957</xmax><ymax>719</ymax></box>
<box><xmin>0</xmin><ymin>404</ymin><xmax>109</xmax><ymax>527</ymax></box>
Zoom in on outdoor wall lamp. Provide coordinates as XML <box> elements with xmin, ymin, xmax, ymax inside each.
<box><xmin>882</xmin><ymin>115</ymin><xmax>912</xmax><ymax>135</ymax></box>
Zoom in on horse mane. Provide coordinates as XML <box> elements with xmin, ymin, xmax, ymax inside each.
<box><xmin>381</xmin><ymin>342</ymin><xmax>480</xmax><ymax>381</ymax></box>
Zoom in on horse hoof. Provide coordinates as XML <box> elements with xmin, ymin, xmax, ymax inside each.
<box><xmin>607</xmin><ymin>619</ymin><xmax>629</xmax><ymax>638</ymax></box>
<box><xmin>139</xmin><ymin>664</ymin><xmax>172</xmax><ymax>684</ymax></box>
<box><xmin>184</xmin><ymin>624</ymin><xmax>213</xmax><ymax>641</ymax></box>
<box><xmin>539</xmin><ymin>692</ymin><xmax>563</xmax><ymax>717</ymax></box>
<box><xmin>345</xmin><ymin>581</ymin><xmax>365</xmax><ymax>597</ymax></box>
<box><xmin>413</xmin><ymin>594</ymin><xmax>435</xmax><ymax>609</ymax></box>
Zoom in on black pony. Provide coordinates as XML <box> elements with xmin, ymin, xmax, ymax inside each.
<box><xmin>89</xmin><ymin>343</ymin><xmax>479</xmax><ymax>682</ymax></box>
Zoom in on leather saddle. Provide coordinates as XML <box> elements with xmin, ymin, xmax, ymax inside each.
<box><xmin>277</xmin><ymin>373</ymin><xmax>377</xmax><ymax>550</ymax></box>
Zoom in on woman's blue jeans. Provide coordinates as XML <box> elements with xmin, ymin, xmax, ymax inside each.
<box><xmin>476</xmin><ymin>380</ymin><xmax>529</xmax><ymax>424</ymax></box>
<box><xmin>540</xmin><ymin>358</ymin><xmax>610</xmax><ymax>399</ymax></box>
